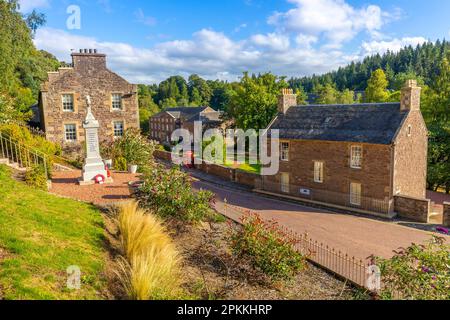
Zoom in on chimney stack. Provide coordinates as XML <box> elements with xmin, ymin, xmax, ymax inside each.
<box><xmin>278</xmin><ymin>88</ymin><xmax>297</xmax><ymax>114</ymax></box>
<box><xmin>401</xmin><ymin>80</ymin><xmax>421</xmax><ymax>112</ymax></box>
<box><xmin>71</xmin><ymin>49</ymin><xmax>107</xmax><ymax>70</ymax></box>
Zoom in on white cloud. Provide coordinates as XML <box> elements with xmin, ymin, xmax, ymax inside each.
<box><xmin>268</xmin><ymin>0</ymin><xmax>391</xmax><ymax>46</ymax></box>
<box><xmin>19</xmin><ymin>0</ymin><xmax>49</xmax><ymax>13</ymax></box>
<box><xmin>34</xmin><ymin>27</ymin><xmax>356</xmax><ymax>84</ymax></box>
<box><xmin>361</xmin><ymin>37</ymin><xmax>428</xmax><ymax>56</ymax></box>
<box><xmin>251</xmin><ymin>33</ymin><xmax>290</xmax><ymax>51</ymax></box>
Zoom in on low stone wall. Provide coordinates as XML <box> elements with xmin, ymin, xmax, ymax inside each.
<box><xmin>394</xmin><ymin>195</ymin><xmax>431</xmax><ymax>223</ymax></box>
<box><xmin>201</xmin><ymin>161</ymin><xmax>235</xmax><ymax>181</ymax></box>
<box><xmin>154</xmin><ymin>150</ymin><xmax>172</xmax><ymax>162</ymax></box>
<box><xmin>235</xmin><ymin>170</ymin><xmax>259</xmax><ymax>188</ymax></box>
<box><xmin>444</xmin><ymin>202</ymin><xmax>450</xmax><ymax>227</ymax></box>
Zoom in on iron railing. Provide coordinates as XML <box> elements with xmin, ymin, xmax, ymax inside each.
<box><xmin>0</xmin><ymin>132</ymin><xmax>49</xmax><ymax>179</ymax></box>
<box><xmin>223</xmin><ymin>203</ymin><xmax>373</xmax><ymax>291</ymax></box>
<box><xmin>258</xmin><ymin>179</ymin><xmax>392</xmax><ymax>215</ymax></box>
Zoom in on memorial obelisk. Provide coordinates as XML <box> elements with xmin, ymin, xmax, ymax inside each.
<box><xmin>79</xmin><ymin>96</ymin><xmax>112</xmax><ymax>185</ymax></box>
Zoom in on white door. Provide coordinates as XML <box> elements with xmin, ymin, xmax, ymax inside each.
<box><xmin>350</xmin><ymin>183</ymin><xmax>362</xmax><ymax>206</ymax></box>
<box><xmin>281</xmin><ymin>173</ymin><xmax>290</xmax><ymax>193</ymax></box>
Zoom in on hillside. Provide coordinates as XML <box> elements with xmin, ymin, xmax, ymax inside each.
<box><xmin>289</xmin><ymin>40</ymin><xmax>450</xmax><ymax>92</ymax></box>
<box><xmin>0</xmin><ymin>165</ymin><xmax>109</xmax><ymax>300</ymax></box>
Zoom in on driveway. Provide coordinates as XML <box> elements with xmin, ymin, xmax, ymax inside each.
<box><xmin>192</xmin><ymin>178</ymin><xmax>445</xmax><ymax>260</ymax></box>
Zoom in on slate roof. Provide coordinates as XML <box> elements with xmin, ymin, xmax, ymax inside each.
<box><xmin>164</xmin><ymin>106</ymin><xmax>209</xmax><ymax>121</ymax></box>
<box><xmin>185</xmin><ymin>111</ymin><xmax>223</xmax><ymax>124</ymax></box>
<box><xmin>267</xmin><ymin>102</ymin><xmax>408</xmax><ymax>145</ymax></box>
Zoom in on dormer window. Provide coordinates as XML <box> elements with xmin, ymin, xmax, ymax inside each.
<box><xmin>112</xmin><ymin>93</ymin><xmax>122</xmax><ymax>110</ymax></box>
<box><xmin>350</xmin><ymin>146</ymin><xmax>363</xmax><ymax>169</ymax></box>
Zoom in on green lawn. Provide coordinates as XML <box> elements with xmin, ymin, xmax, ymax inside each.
<box><xmin>0</xmin><ymin>165</ymin><xmax>108</xmax><ymax>300</ymax></box>
<box><xmin>223</xmin><ymin>162</ymin><xmax>261</xmax><ymax>174</ymax></box>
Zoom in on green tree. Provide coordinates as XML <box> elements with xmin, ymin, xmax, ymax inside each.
<box><xmin>226</xmin><ymin>72</ymin><xmax>287</xmax><ymax>131</ymax></box>
<box><xmin>365</xmin><ymin>69</ymin><xmax>389</xmax><ymax>103</ymax></box>
<box><xmin>337</xmin><ymin>89</ymin><xmax>355</xmax><ymax>104</ymax></box>
<box><xmin>315</xmin><ymin>83</ymin><xmax>339</xmax><ymax>104</ymax></box>
<box><xmin>188</xmin><ymin>74</ymin><xmax>212</xmax><ymax>106</ymax></box>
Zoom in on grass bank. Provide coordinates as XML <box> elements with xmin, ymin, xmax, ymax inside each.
<box><xmin>0</xmin><ymin>165</ymin><xmax>108</xmax><ymax>300</ymax></box>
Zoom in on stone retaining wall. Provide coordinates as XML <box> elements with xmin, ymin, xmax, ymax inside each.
<box><xmin>444</xmin><ymin>202</ymin><xmax>450</xmax><ymax>227</ymax></box>
<box><xmin>394</xmin><ymin>195</ymin><xmax>431</xmax><ymax>223</ymax></box>
<box><xmin>235</xmin><ymin>170</ymin><xmax>259</xmax><ymax>188</ymax></box>
<box><xmin>201</xmin><ymin>161</ymin><xmax>235</xmax><ymax>181</ymax></box>
<box><xmin>154</xmin><ymin>150</ymin><xmax>172</xmax><ymax>162</ymax></box>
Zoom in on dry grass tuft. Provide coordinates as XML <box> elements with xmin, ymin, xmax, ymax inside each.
<box><xmin>116</xmin><ymin>201</ymin><xmax>183</xmax><ymax>300</ymax></box>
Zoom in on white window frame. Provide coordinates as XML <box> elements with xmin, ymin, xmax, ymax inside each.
<box><xmin>281</xmin><ymin>173</ymin><xmax>290</xmax><ymax>193</ymax></box>
<box><xmin>350</xmin><ymin>145</ymin><xmax>363</xmax><ymax>169</ymax></box>
<box><xmin>62</xmin><ymin>94</ymin><xmax>74</xmax><ymax>112</ymax></box>
<box><xmin>407</xmin><ymin>125</ymin><xmax>412</xmax><ymax>137</ymax></box>
<box><xmin>111</xmin><ymin>93</ymin><xmax>123</xmax><ymax>110</ymax></box>
<box><xmin>314</xmin><ymin>161</ymin><xmax>324</xmax><ymax>183</ymax></box>
<box><xmin>281</xmin><ymin>142</ymin><xmax>289</xmax><ymax>161</ymax></box>
<box><xmin>350</xmin><ymin>183</ymin><xmax>362</xmax><ymax>206</ymax></box>
<box><xmin>113</xmin><ymin>121</ymin><xmax>124</xmax><ymax>138</ymax></box>
<box><xmin>64</xmin><ymin>124</ymin><xmax>77</xmax><ymax>142</ymax></box>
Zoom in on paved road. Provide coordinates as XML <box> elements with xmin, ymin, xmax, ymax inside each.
<box><xmin>192</xmin><ymin>178</ymin><xmax>446</xmax><ymax>260</ymax></box>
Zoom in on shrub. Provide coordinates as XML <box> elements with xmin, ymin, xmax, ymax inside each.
<box><xmin>0</xmin><ymin>123</ymin><xmax>61</xmax><ymax>157</ymax></box>
<box><xmin>24</xmin><ymin>164</ymin><xmax>48</xmax><ymax>191</ymax></box>
<box><xmin>114</xmin><ymin>156</ymin><xmax>127</xmax><ymax>172</ymax></box>
<box><xmin>230</xmin><ymin>213</ymin><xmax>306</xmax><ymax>281</ymax></box>
<box><xmin>138</xmin><ymin>164</ymin><xmax>215</xmax><ymax>223</ymax></box>
<box><xmin>112</xmin><ymin>129</ymin><xmax>155</xmax><ymax>170</ymax></box>
<box><xmin>374</xmin><ymin>236</ymin><xmax>450</xmax><ymax>300</ymax></box>
<box><xmin>116</xmin><ymin>201</ymin><xmax>182</xmax><ymax>300</ymax></box>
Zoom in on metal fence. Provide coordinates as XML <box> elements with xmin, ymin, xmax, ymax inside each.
<box><xmin>223</xmin><ymin>203</ymin><xmax>372</xmax><ymax>290</ymax></box>
<box><xmin>0</xmin><ymin>132</ymin><xmax>49</xmax><ymax>179</ymax></box>
<box><xmin>258</xmin><ymin>179</ymin><xmax>392</xmax><ymax>215</ymax></box>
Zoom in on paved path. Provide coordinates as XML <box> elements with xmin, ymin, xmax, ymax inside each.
<box><xmin>51</xmin><ymin>170</ymin><xmax>139</xmax><ymax>206</ymax></box>
<box><xmin>191</xmin><ymin>174</ymin><xmax>447</xmax><ymax>260</ymax></box>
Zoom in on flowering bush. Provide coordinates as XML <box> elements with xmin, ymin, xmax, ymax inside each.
<box><xmin>230</xmin><ymin>213</ymin><xmax>306</xmax><ymax>281</ymax></box>
<box><xmin>138</xmin><ymin>164</ymin><xmax>214</xmax><ymax>222</ymax></box>
<box><xmin>374</xmin><ymin>236</ymin><xmax>450</xmax><ymax>300</ymax></box>
<box><xmin>110</xmin><ymin>129</ymin><xmax>155</xmax><ymax>171</ymax></box>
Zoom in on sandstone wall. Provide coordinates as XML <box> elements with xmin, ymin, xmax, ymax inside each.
<box><xmin>394</xmin><ymin>195</ymin><xmax>430</xmax><ymax>223</ymax></box>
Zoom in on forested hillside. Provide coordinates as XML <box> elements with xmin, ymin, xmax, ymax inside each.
<box><xmin>0</xmin><ymin>0</ymin><xmax>60</xmax><ymax>123</ymax></box>
<box><xmin>289</xmin><ymin>41</ymin><xmax>450</xmax><ymax>92</ymax></box>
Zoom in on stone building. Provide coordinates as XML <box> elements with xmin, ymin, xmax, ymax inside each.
<box><xmin>262</xmin><ymin>81</ymin><xmax>428</xmax><ymax>216</ymax></box>
<box><xmin>37</xmin><ymin>49</ymin><xmax>139</xmax><ymax>152</ymax></box>
<box><xmin>149</xmin><ymin>106</ymin><xmax>224</xmax><ymax>144</ymax></box>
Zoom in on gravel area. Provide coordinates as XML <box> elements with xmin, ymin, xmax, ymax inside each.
<box><xmin>50</xmin><ymin>170</ymin><xmax>140</xmax><ymax>206</ymax></box>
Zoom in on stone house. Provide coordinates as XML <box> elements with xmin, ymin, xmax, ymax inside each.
<box><xmin>37</xmin><ymin>49</ymin><xmax>139</xmax><ymax>153</ymax></box>
<box><xmin>262</xmin><ymin>81</ymin><xmax>428</xmax><ymax>216</ymax></box>
<box><xmin>149</xmin><ymin>106</ymin><xmax>224</xmax><ymax>144</ymax></box>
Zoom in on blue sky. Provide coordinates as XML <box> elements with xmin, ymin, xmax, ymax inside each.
<box><xmin>20</xmin><ymin>0</ymin><xmax>450</xmax><ymax>84</ymax></box>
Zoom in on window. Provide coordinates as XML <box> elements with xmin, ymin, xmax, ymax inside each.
<box><xmin>407</xmin><ymin>125</ymin><xmax>412</xmax><ymax>137</ymax></box>
<box><xmin>281</xmin><ymin>173</ymin><xmax>290</xmax><ymax>193</ymax></box>
<box><xmin>350</xmin><ymin>183</ymin><xmax>362</xmax><ymax>206</ymax></box>
<box><xmin>351</xmin><ymin>146</ymin><xmax>363</xmax><ymax>169</ymax></box>
<box><xmin>64</xmin><ymin>124</ymin><xmax>77</xmax><ymax>141</ymax></box>
<box><xmin>113</xmin><ymin>121</ymin><xmax>124</xmax><ymax>138</ymax></box>
<box><xmin>281</xmin><ymin>142</ymin><xmax>289</xmax><ymax>161</ymax></box>
<box><xmin>314</xmin><ymin>161</ymin><xmax>324</xmax><ymax>183</ymax></box>
<box><xmin>112</xmin><ymin>94</ymin><xmax>122</xmax><ymax>110</ymax></box>
<box><xmin>62</xmin><ymin>94</ymin><xmax>74</xmax><ymax>112</ymax></box>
